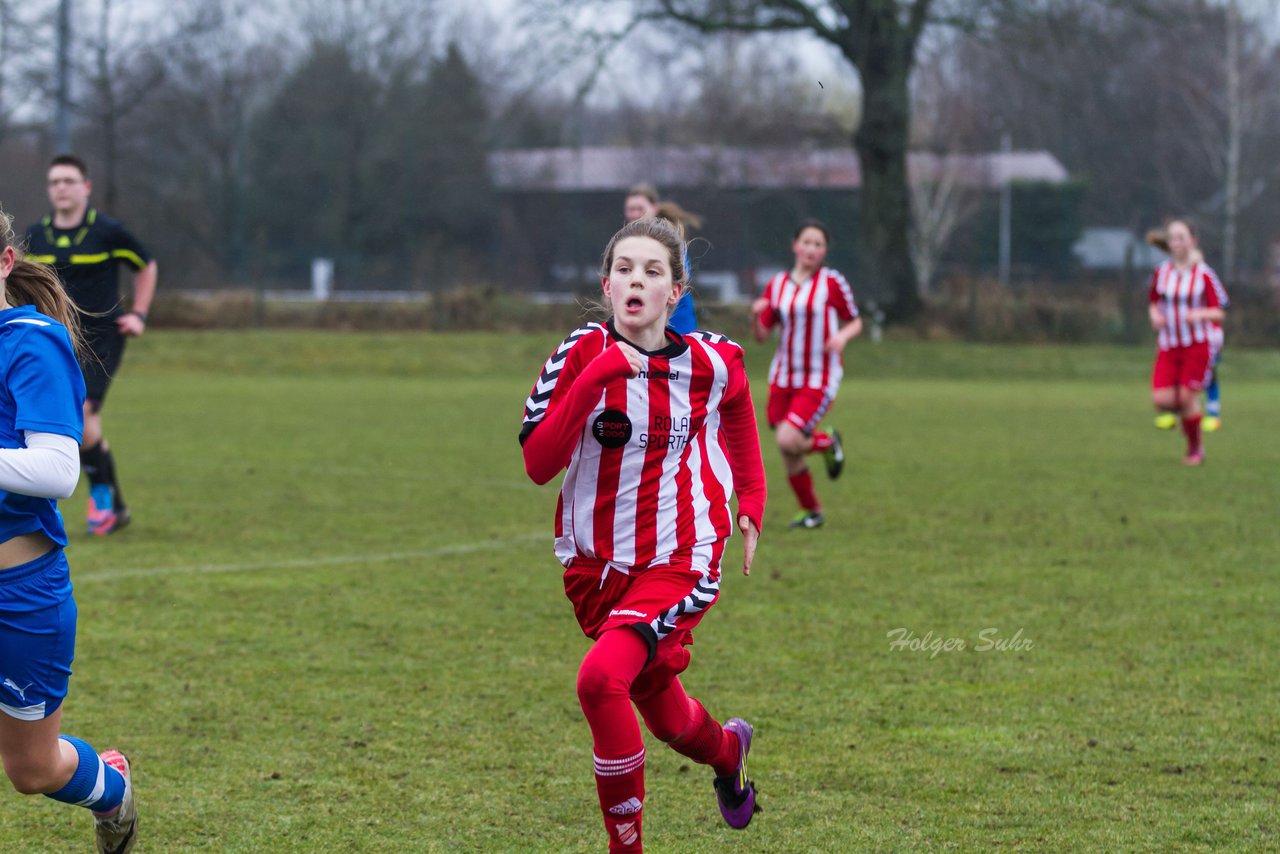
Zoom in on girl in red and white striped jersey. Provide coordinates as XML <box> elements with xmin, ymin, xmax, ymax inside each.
<box><xmin>520</xmin><ymin>217</ymin><xmax>766</xmax><ymax>852</ymax></box>
<box><xmin>1147</xmin><ymin>219</ymin><xmax>1228</xmax><ymax>465</ymax></box>
<box><xmin>751</xmin><ymin>220</ymin><xmax>862</xmax><ymax>528</ymax></box>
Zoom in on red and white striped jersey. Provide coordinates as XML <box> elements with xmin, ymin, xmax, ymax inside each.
<box><xmin>758</xmin><ymin>267</ymin><xmax>858</xmax><ymax>391</ymax></box>
<box><xmin>521</xmin><ymin>322</ymin><xmax>764</xmax><ymax>571</ymax></box>
<box><xmin>1148</xmin><ymin>261</ymin><xmax>1228</xmax><ymax>350</ymax></box>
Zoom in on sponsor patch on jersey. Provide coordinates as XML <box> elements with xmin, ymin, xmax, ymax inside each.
<box><xmin>592</xmin><ymin>409</ymin><xmax>633</xmax><ymax>448</ymax></box>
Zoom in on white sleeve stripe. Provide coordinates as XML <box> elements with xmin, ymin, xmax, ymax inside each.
<box><xmin>522</xmin><ymin>324</ymin><xmax>604</xmax><ymax>425</ymax></box>
<box><xmin>830</xmin><ymin>269</ymin><xmax>858</xmax><ymax>317</ymax></box>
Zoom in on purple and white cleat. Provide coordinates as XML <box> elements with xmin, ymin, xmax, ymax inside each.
<box><xmin>713</xmin><ymin>717</ymin><xmax>761</xmax><ymax>829</ymax></box>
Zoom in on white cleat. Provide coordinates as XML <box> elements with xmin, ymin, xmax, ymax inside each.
<box><xmin>94</xmin><ymin>750</ymin><xmax>137</xmax><ymax>854</ymax></box>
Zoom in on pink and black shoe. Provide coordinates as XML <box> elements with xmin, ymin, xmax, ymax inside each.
<box><xmin>713</xmin><ymin>718</ymin><xmax>761</xmax><ymax>829</ymax></box>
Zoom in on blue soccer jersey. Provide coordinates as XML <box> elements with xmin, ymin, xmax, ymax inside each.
<box><xmin>0</xmin><ymin>306</ymin><xmax>85</xmax><ymax>547</ymax></box>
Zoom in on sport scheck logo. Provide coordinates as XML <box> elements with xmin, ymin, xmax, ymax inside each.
<box><xmin>592</xmin><ymin>409</ymin><xmax>633</xmax><ymax>448</ymax></box>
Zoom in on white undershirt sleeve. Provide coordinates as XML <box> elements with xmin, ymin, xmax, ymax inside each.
<box><xmin>0</xmin><ymin>432</ymin><xmax>81</xmax><ymax>499</ymax></box>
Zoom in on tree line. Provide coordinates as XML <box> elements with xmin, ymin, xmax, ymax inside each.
<box><xmin>0</xmin><ymin>0</ymin><xmax>1276</xmax><ymax>316</ymax></box>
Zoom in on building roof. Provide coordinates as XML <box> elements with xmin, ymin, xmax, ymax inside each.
<box><xmin>490</xmin><ymin>146</ymin><xmax>1069</xmax><ymax>192</ymax></box>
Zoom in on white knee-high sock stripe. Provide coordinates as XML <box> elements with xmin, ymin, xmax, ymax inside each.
<box><xmin>594</xmin><ymin>748</ymin><xmax>645</xmax><ymax>776</ymax></box>
<box><xmin>73</xmin><ymin>755</ymin><xmax>107</xmax><ymax>808</ymax></box>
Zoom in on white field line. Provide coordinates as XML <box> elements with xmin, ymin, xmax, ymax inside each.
<box><xmin>74</xmin><ymin>532</ymin><xmax>548</xmax><ymax>583</ymax></box>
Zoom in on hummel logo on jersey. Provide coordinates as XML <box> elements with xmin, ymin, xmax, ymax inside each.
<box><xmin>2</xmin><ymin>678</ymin><xmax>33</xmax><ymax>703</ymax></box>
<box><xmin>609</xmin><ymin>608</ymin><xmax>648</xmax><ymax>619</ymax></box>
<box><xmin>636</xmin><ymin>368</ymin><xmax>679</xmax><ymax>381</ymax></box>
<box><xmin>608</xmin><ymin>797</ymin><xmax>643</xmax><ymax>816</ymax></box>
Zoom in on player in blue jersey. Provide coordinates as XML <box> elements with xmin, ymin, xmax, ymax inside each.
<box><xmin>25</xmin><ymin>155</ymin><xmax>158</xmax><ymax>536</ymax></box>
<box><xmin>0</xmin><ymin>207</ymin><xmax>137</xmax><ymax>852</ymax></box>
<box><xmin>624</xmin><ymin>184</ymin><xmax>700</xmax><ymax>334</ymax></box>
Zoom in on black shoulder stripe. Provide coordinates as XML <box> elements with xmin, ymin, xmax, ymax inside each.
<box><xmin>522</xmin><ymin>323</ymin><xmax>605</xmax><ymax>426</ymax></box>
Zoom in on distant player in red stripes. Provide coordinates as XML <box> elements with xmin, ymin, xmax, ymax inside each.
<box><xmin>1147</xmin><ymin>219</ymin><xmax>1228</xmax><ymax>465</ymax></box>
<box><xmin>520</xmin><ymin>217</ymin><xmax>766</xmax><ymax>852</ymax></box>
<box><xmin>751</xmin><ymin>220</ymin><xmax>861</xmax><ymax>529</ymax></box>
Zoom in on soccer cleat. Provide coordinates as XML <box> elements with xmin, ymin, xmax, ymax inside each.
<box><xmin>1153</xmin><ymin>413</ymin><xmax>1177</xmax><ymax>430</ymax></box>
<box><xmin>1183</xmin><ymin>449</ymin><xmax>1205</xmax><ymax>467</ymax></box>
<box><xmin>1203</xmin><ymin>415</ymin><xmax>1221</xmax><ymax>433</ymax></box>
<box><xmin>109</xmin><ymin>506</ymin><xmax>132</xmax><ymax>533</ymax></box>
<box><xmin>823</xmin><ymin>429</ymin><xmax>845</xmax><ymax>480</ymax></box>
<box><xmin>787</xmin><ymin>510</ymin><xmax>825</xmax><ymax>530</ymax></box>
<box><xmin>86</xmin><ymin>484</ymin><xmax>118</xmax><ymax>536</ymax></box>
<box><xmin>93</xmin><ymin>750</ymin><xmax>137</xmax><ymax>854</ymax></box>
<box><xmin>714</xmin><ymin>718</ymin><xmax>760</xmax><ymax>830</ymax></box>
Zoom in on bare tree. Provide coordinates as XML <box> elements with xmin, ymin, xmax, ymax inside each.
<box><xmin>135</xmin><ymin>0</ymin><xmax>285</xmax><ymax>283</ymax></box>
<box><xmin>0</xmin><ymin>0</ymin><xmax>56</xmax><ymax>147</ymax></box>
<box><xmin>77</xmin><ymin>0</ymin><xmax>219</xmax><ymax>208</ymax></box>
<box><xmin>622</xmin><ymin>0</ymin><xmax>942</xmax><ymax>320</ymax></box>
<box><xmin>908</xmin><ymin>41</ymin><xmax>982</xmax><ymax>294</ymax></box>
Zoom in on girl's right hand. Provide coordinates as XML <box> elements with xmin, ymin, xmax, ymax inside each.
<box><xmin>750</xmin><ymin>297</ymin><xmax>769</xmax><ymax>317</ymax></box>
<box><xmin>612</xmin><ymin>341</ymin><xmax>645</xmax><ymax>378</ymax></box>
<box><xmin>1148</xmin><ymin>305</ymin><xmax>1166</xmax><ymax>331</ymax></box>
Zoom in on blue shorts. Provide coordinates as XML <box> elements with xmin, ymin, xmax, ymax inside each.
<box><xmin>0</xmin><ymin>549</ymin><xmax>76</xmax><ymax>721</ymax></box>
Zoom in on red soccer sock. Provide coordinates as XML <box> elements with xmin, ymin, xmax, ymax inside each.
<box><xmin>636</xmin><ymin>678</ymin><xmax>741</xmax><ymax>778</ymax></box>
<box><xmin>787</xmin><ymin>469</ymin><xmax>820</xmax><ymax>511</ymax></box>
<box><xmin>810</xmin><ymin>430</ymin><xmax>833</xmax><ymax>453</ymax></box>
<box><xmin>578</xmin><ymin>630</ymin><xmax>650</xmax><ymax>853</ymax></box>
<box><xmin>1181</xmin><ymin>414</ymin><xmax>1203</xmax><ymax>453</ymax></box>
<box><xmin>594</xmin><ymin>760</ymin><xmax>645</xmax><ymax>853</ymax></box>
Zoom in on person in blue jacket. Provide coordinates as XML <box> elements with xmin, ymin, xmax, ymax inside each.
<box><xmin>624</xmin><ymin>183</ymin><xmax>700</xmax><ymax>334</ymax></box>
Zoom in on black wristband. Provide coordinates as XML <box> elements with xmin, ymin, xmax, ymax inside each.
<box><xmin>130</xmin><ymin>311</ymin><xmax>148</xmax><ymax>322</ymax></box>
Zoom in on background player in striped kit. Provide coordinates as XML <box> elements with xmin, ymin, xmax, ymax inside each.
<box><xmin>623</xmin><ymin>184</ymin><xmax>699</xmax><ymax>334</ymax></box>
<box><xmin>520</xmin><ymin>217</ymin><xmax>766</xmax><ymax>852</ymax></box>
<box><xmin>752</xmin><ymin>220</ymin><xmax>862</xmax><ymax>529</ymax></box>
<box><xmin>1146</xmin><ymin>218</ymin><xmax>1227</xmax><ymax>465</ymax></box>
<box><xmin>0</xmin><ymin>207</ymin><xmax>137</xmax><ymax>852</ymax></box>
<box><xmin>1145</xmin><ymin>229</ymin><xmax>1227</xmax><ymax>433</ymax></box>
<box><xmin>24</xmin><ymin>155</ymin><xmax>158</xmax><ymax>536</ymax></box>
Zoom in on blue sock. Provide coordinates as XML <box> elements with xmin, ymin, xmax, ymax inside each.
<box><xmin>1205</xmin><ymin>375</ymin><xmax>1221</xmax><ymax>417</ymax></box>
<box><xmin>45</xmin><ymin>736</ymin><xmax>124</xmax><ymax>813</ymax></box>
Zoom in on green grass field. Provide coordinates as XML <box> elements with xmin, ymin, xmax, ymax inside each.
<box><xmin>1</xmin><ymin>330</ymin><xmax>1276</xmax><ymax>852</ymax></box>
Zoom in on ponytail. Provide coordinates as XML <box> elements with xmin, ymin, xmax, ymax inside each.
<box><xmin>654</xmin><ymin>200</ymin><xmax>704</xmax><ymax>237</ymax></box>
<box><xmin>1</xmin><ymin>206</ymin><xmax>85</xmax><ymax>357</ymax></box>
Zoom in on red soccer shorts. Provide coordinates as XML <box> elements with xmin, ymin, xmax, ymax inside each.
<box><xmin>1152</xmin><ymin>343</ymin><xmax>1211</xmax><ymax>391</ymax></box>
<box><xmin>564</xmin><ymin>555</ymin><xmax>721</xmax><ymax>700</ymax></box>
<box><xmin>765</xmin><ymin>384</ymin><xmax>832</xmax><ymax>435</ymax></box>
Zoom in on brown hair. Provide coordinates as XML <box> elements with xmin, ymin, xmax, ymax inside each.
<box><xmin>1148</xmin><ymin>217</ymin><xmax>1200</xmax><ymax>258</ymax></box>
<box><xmin>1</xmin><ymin>206</ymin><xmax>85</xmax><ymax>355</ymax></box>
<box><xmin>600</xmin><ymin>217</ymin><xmax>687</xmax><ymax>288</ymax></box>
<box><xmin>793</xmin><ymin>218</ymin><xmax>831</xmax><ymax>244</ymax></box>
<box><xmin>654</xmin><ymin>200</ymin><xmax>704</xmax><ymax>237</ymax></box>
<box><xmin>49</xmin><ymin>154</ymin><xmax>89</xmax><ymax>178</ymax></box>
<box><xmin>1144</xmin><ymin>228</ymin><xmax>1170</xmax><ymax>253</ymax></box>
<box><xmin>626</xmin><ymin>183</ymin><xmax>659</xmax><ymax>205</ymax></box>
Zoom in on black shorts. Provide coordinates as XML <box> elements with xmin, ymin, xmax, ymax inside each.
<box><xmin>80</xmin><ymin>322</ymin><xmax>127</xmax><ymax>410</ymax></box>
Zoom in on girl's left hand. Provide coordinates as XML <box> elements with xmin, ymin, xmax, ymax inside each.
<box><xmin>823</xmin><ymin>333</ymin><xmax>847</xmax><ymax>355</ymax></box>
<box><xmin>737</xmin><ymin>515</ymin><xmax>759</xmax><ymax>576</ymax></box>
